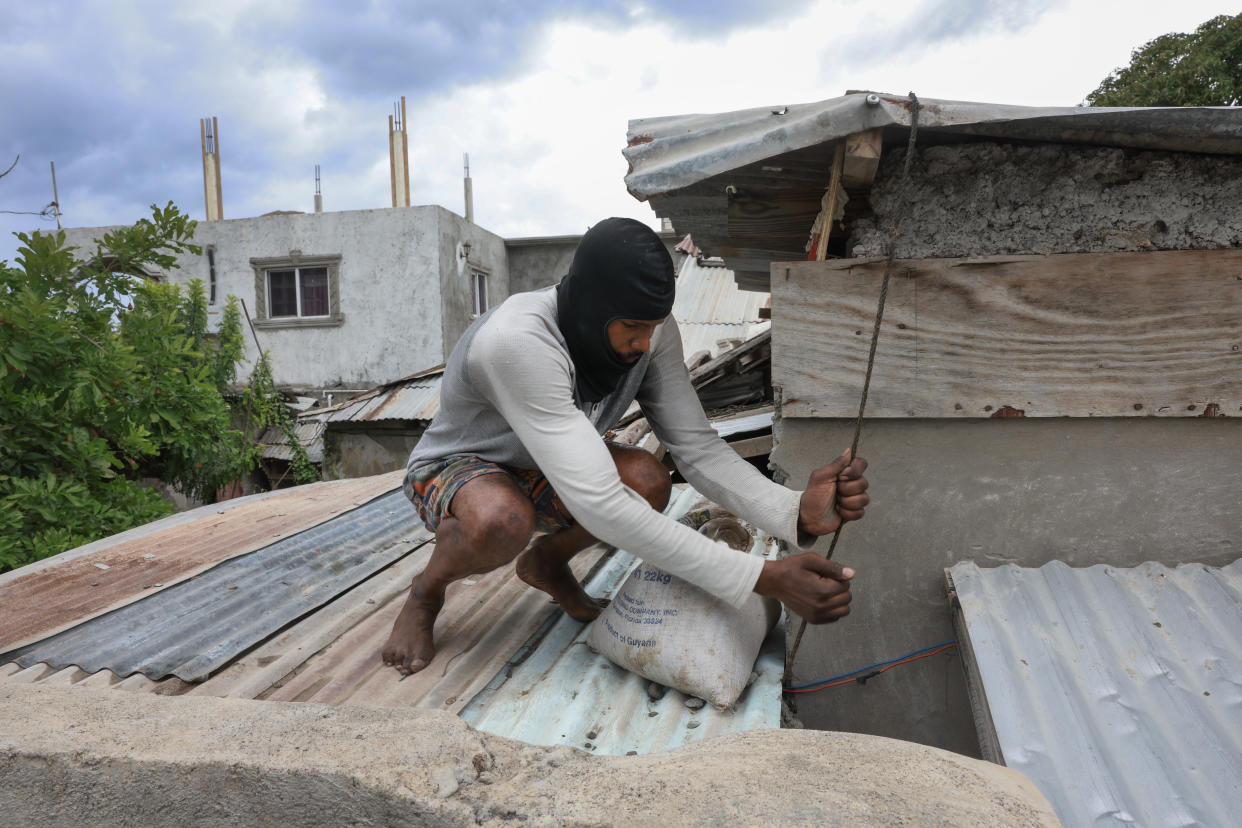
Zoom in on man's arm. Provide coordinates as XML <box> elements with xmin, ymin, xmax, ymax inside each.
<box><xmin>637</xmin><ymin>318</ymin><xmax>870</xmax><ymax>622</ymax></box>
<box><xmin>468</xmin><ymin>322</ymin><xmax>767</xmax><ymax>608</ymax></box>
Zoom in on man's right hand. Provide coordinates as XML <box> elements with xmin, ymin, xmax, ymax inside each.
<box><xmin>754</xmin><ymin>554</ymin><xmax>854</xmax><ymax>623</ymax></box>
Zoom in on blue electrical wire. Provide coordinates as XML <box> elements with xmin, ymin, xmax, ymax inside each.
<box><xmin>785</xmin><ymin>640</ymin><xmax>958</xmax><ymax>691</ymax></box>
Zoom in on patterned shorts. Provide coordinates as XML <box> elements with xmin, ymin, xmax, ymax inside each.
<box><xmin>404</xmin><ymin>456</ymin><xmax>575</xmax><ymax>535</ymax></box>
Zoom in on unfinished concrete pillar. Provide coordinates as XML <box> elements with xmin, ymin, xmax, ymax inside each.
<box><xmin>200</xmin><ymin>116</ymin><xmax>223</xmax><ymax>221</ymax></box>
<box><xmin>463</xmin><ymin>152</ymin><xmax>474</xmax><ymax>224</ymax></box>
<box><xmin>389</xmin><ymin>97</ymin><xmax>410</xmax><ymax>207</ymax></box>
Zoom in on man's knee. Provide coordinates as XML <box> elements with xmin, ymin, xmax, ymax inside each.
<box><xmin>449</xmin><ymin>475</ymin><xmax>537</xmax><ymax>554</ymax></box>
<box><xmin>612</xmin><ymin>445</ymin><xmax>672</xmax><ymax>512</ymax></box>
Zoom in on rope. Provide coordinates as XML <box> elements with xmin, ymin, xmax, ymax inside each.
<box><xmin>784</xmin><ymin>92</ymin><xmax>922</xmax><ymax>684</ymax></box>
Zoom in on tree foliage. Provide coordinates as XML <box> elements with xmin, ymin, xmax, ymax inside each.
<box><xmin>0</xmin><ymin>204</ymin><xmax>257</xmax><ymax>571</ymax></box>
<box><xmin>1085</xmin><ymin>13</ymin><xmax>1242</xmax><ymax>107</ymax></box>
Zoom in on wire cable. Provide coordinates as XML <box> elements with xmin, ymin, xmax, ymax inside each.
<box><xmin>785</xmin><ymin>640</ymin><xmax>957</xmax><ymax>694</ymax></box>
<box><xmin>784</xmin><ymin>92</ymin><xmax>922</xmax><ymax>684</ymax></box>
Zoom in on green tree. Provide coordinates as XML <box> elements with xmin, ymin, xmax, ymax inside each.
<box><xmin>0</xmin><ymin>204</ymin><xmax>256</xmax><ymax>571</ymax></box>
<box><xmin>1085</xmin><ymin>13</ymin><xmax>1242</xmax><ymax>107</ymax></box>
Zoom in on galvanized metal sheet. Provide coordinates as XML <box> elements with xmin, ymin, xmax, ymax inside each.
<box><xmin>0</xmin><ymin>470</ymin><xmax>404</xmax><ymax>653</ymax></box>
<box><xmin>711</xmin><ymin>408</ymin><xmax>773</xmax><ymax>438</ymax></box>
<box><xmin>460</xmin><ymin>548</ymin><xmax>783</xmax><ymax>756</ymax></box>
<box><xmin>673</xmin><ymin>255</ymin><xmax>769</xmax><ymax>326</ymax></box>
<box><xmin>2</xmin><ymin>491</ymin><xmax>429</xmax><ymax>682</ymax></box>
<box><xmin>949</xmin><ymin>559</ymin><xmax>1242</xmax><ymax>827</ymax></box>
<box><xmin>626</xmin><ymin>93</ymin><xmax>1242</xmax><ymax>200</ymax></box>
<box><xmin>674</xmin><ymin>252</ymin><xmax>770</xmax><ymax>361</ymax></box>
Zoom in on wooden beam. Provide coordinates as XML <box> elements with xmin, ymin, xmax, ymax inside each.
<box><xmin>728</xmin><ymin>434</ymin><xmax>774</xmax><ymax>459</ymax></box>
<box><xmin>809</xmin><ymin>144</ymin><xmax>846</xmax><ymax>262</ymax></box>
<box><xmin>842</xmin><ymin>128</ymin><xmax>884</xmax><ymax>190</ymax></box>
<box><xmin>770</xmin><ymin>250</ymin><xmax>1242</xmax><ymax>418</ymax></box>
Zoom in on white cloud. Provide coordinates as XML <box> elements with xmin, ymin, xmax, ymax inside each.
<box><xmin>2</xmin><ymin>0</ymin><xmax>1239</xmax><ymax>262</ymax></box>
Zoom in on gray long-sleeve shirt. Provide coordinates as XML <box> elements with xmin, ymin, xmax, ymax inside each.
<box><xmin>407</xmin><ymin>286</ymin><xmax>809</xmax><ymax>607</ymax></box>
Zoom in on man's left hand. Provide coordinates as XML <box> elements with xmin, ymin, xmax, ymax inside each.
<box><xmin>797</xmin><ymin>449</ymin><xmax>869</xmax><ymax>536</ymax></box>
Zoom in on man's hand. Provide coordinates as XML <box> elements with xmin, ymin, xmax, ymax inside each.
<box><xmin>754</xmin><ymin>554</ymin><xmax>853</xmax><ymax>623</ymax></box>
<box><xmin>797</xmin><ymin>449</ymin><xmax>869</xmax><ymax>537</ymax></box>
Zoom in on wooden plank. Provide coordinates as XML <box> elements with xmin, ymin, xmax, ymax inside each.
<box><xmin>810</xmin><ymin>145</ymin><xmax>846</xmax><ymax>262</ymax></box>
<box><xmin>726</xmin><ymin>189</ymin><xmax>823</xmax><ymax>241</ymax></box>
<box><xmin>728</xmin><ymin>434</ymin><xmax>774</xmax><ymax>459</ymax></box>
<box><xmin>842</xmin><ymin>128</ymin><xmax>884</xmax><ymax>189</ymax></box>
<box><xmin>770</xmin><ymin>250</ymin><xmax>1242</xmax><ymax>418</ymax></box>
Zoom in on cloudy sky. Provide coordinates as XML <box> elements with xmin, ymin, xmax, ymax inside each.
<box><xmin>1</xmin><ymin>1</ymin><xmax>1234</xmax><ymax>264</ymax></box>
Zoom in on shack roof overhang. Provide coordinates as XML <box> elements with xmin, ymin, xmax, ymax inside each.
<box><xmin>624</xmin><ymin>92</ymin><xmax>1242</xmax><ymax>287</ymax></box>
<box><xmin>625</xmin><ymin>92</ymin><xmax>1242</xmax><ymax>201</ymax></box>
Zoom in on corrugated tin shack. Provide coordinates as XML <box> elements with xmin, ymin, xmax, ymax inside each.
<box><xmin>624</xmin><ymin>90</ymin><xmax>1242</xmax><ymax>782</ymax></box>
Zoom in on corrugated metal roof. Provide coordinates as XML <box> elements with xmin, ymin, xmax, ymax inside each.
<box><xmin>461</xmin><ymin>485</ymin><xmax>782</xmax><ymax>756</ymax></box>
<box><xmin>711</xmin><ymin>408</ymin><xmax>773</xmax><ymax>438</ymax></box>
<box><xmin>0</xmin><ymin>471</ymin><xmax>404</xmax><ymax>653</ymax></box>
<box><xmin>0</xmin><ymin>481</ymin><xmax>781</xmax><ymax>755</ymax></box>
<box><xmin>673</xmin><ymin>251</ymin><xmax>770</xmax><ymax>360</ymax></box>
<box><xmin>673</xmin><ymin>255</ymin><xmax>768</xmax><ymax>325</ymax></box>
<box><xmin>1</xmin><ymin>491</ymin><xmax>429</xmax><ymax>682</ymax></box>
<box><xmin>626</xmin><ymin>94</ymin><xmax>1242</xmax><ymax>202</ymax></box>
<box><xmin>259</xmin><ymin>420</ymin><xmax>326</xmax><ymax>462</ymax></box>
<box><xmin>948</xmin><ymin>559</ymin><xmax>1242</xmax><ymax>828</ymax></box>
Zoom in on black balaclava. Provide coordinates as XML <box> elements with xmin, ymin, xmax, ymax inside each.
<box><xmin>556</xmin><ymin>217</ymin><xmax>676</xmax><ymax>403</ymax></box>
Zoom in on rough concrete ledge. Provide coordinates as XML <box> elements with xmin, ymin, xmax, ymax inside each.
<box><xmin>0</xmin><ymin>683</ymin><xmax>1059</xmax><ymax>827</ymax></box>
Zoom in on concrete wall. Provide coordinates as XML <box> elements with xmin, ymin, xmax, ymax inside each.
<box><xmin>504</xmin><ymin>232</ymin><xmax>681</xmax><ymax>297</ymax></box>
<box><xmin>849</xmin><ymin>142</ymin><xmax>1242</xmax><ymax>258</ymax></box>
<box><xmin>774</xmin><ymin>400</ymin><xmax>1241</xmax><ymax>757</ymax></box>
<box><xmin>505</xmin><ymin>236</ymin><xmax>581</xmax><ymax>294</ymax></box>
<box><xmin>60</xmin><ymin>207</ymin><xmax>506</xmax><ymax>392</ymax></box>
<box><xmin>775</xmin><ymin>139</ymin><xmax>1242</xmax><ymax>756</ymax></box>
<box><xmin>324</xmin><ymin>426</ymin><xmax>426</xmax><ymax>480</ymax></box>
<box><xmin>437</xmin><ymin>208</ymin><xmax>510</xmax><ymax>358</ymax></box>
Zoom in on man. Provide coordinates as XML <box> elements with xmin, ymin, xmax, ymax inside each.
<box><xmin>383</xmin><ymin>217</ymin><xmax>869</xmax><ymax>675</ymax></box>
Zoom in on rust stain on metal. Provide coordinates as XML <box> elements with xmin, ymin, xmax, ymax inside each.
<box><xmin>991</xmin><ymin>406</ymin><xmax>1026</xmax><ymax>419</ymax></box>
<box><xmin>627</xmin><ymin>134</ymin><xmax>654</xmax><ymax>147</ymax></box>
<box><xmin>880</xmin><ymin>95</ymin><xmax>915</xmax><ymax>111</ymax></box>
<box><xmin>0</xmin><ymin>470</ymin><xmax>404</xmax><ymax>654</ymax></box>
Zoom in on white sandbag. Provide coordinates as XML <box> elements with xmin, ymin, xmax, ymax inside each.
<box><xmin>586</xmin><ymin>505</ymin><xmax>780</xmax><ymax>709</ymax></box>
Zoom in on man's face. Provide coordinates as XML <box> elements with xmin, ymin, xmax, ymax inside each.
<box><xmin>606</xmin><ymin>318</ymin><xmax>663</xmax><ymax>364</ymax></box>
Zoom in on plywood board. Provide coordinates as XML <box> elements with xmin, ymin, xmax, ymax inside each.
<box><xmin>771</xmin><ymin>250</ymin><xmax>1242</xmax><ymax>417</ymax></box>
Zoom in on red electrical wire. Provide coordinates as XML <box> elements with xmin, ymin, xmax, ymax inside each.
<box><xmin>784</xmin><ymin>643</ymin><xmax>958</xmax><ymax>694</ymax></box>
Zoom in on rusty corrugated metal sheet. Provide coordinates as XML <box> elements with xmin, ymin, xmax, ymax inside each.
<box><xmin>259</xmin><ymin>420</ymin><xmax>326</xmax><ymax>462</ymax></box>
<box><xmin>0</xmin><ymin>486</ymin><xmax>779</xmax><ymax>759</ymax></box>
<box><xmin>1</xmin><ymin>485</ymin><xmax>783</xmax><ymax>757</ymax></box>
<box><xmin>314</xmin><ymin>371</ymin><xmax>443</xmax><ymax>426</ymax></box>
<box><xmin>949</xmin><ymin>559</ymin><xmax>1242</xmax><ymax>827</ymax></box>
<box><xmin>1</xmin><ymin>491</ymin><xmax>429</xmax><ymax>682</ymax></box>
<box><xmin>0</xmin><ymin>470</ymin><xmax>403</xmax><ymax>653</ymax></box>
<box><xmin>360</xmin><ymin>382</ymin><xmax>441</xmax><ymax>422</ymax></box>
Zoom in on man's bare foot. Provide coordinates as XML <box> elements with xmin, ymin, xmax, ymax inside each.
<box><xmin>515</xmin><ymin>548</ymin><xmax>607</xmax><ymax>622</ymax></box>
<box><xmin>381</xmin><ymin>581</ymin><xmax>443</xmax><ymax>675</ymax></box>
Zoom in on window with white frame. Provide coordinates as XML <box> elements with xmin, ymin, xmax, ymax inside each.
<box><xmin>250</xmin><ymin>253</ymin><xmax>344</xmax><ymax>328</ymax></box>
<box><xmin>471</xmin><ymin>270</ymin><xmax>488</xmax><ymax>317</ymax></box>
